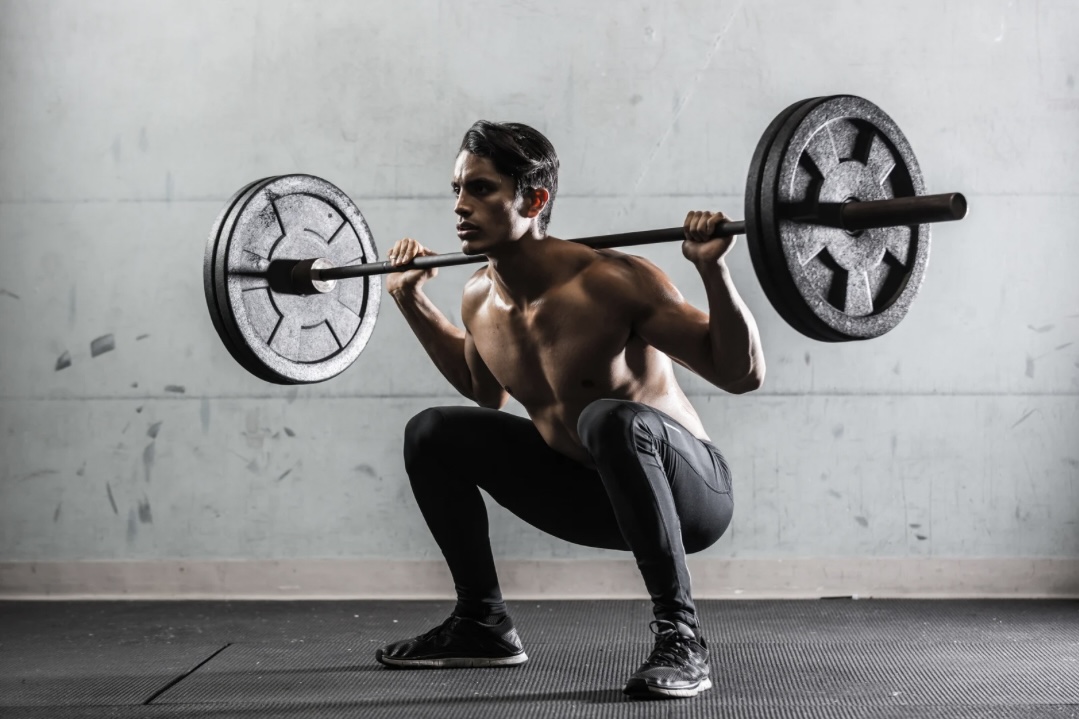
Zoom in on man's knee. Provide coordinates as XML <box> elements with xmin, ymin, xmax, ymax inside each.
<box><xmin>577</xmin><ymin>399</ymin><xmax>655</xmax><ymax>454</ymax></box>
<box><xmin>403</xmin><ymin>407</ymin><xmax>451</xmax><ymax>473</ymax></box>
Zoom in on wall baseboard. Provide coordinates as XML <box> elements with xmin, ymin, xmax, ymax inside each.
<box><xmin>1</xmin><ymin>558</ymin><xmax>1077</xmax><ymax>600</ymax></box>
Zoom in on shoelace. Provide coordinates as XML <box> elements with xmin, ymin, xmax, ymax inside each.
<box><xmin>416</xmin><ymin>615</ymin><xmax>460</xmax><ymax>642</ymax></box>
<box><xmin>644</xmin><ymin>620</ymin><xmax>697</xmax><ymax>668</ymax></box>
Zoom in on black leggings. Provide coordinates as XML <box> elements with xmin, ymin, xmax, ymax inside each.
<box><xmin>402</xmin><ymin>399</ymin><xmax>734</xmax><ymax>628</ymax></box>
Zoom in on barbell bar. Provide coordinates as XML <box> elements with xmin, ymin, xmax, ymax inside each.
<box><xmin>291</xmin><ymin>192</ymin><xmax>966</xmax><ymax>293</ymax></box>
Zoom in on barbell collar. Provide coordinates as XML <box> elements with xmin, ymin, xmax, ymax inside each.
<box><xmin>837</xmin><ymin>192</ymin><xmax>967</xmax><ymax>232</ymax></box>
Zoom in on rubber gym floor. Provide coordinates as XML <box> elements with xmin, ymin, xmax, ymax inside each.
<box><xmin>2</xmin><ymin>598</ymin><xmax>1078</xmax><ymax>718</ymax></box>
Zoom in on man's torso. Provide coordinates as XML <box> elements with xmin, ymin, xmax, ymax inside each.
<box><xmin>464</xmin><ymin>245</ymin><xmax>709</xmax><ymax>465</ymax></box>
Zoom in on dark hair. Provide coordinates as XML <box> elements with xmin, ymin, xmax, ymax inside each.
<box><xmin>458</xmin><ymin>121</ymin><xmax>559</xmax><ymax>233</ymax></box>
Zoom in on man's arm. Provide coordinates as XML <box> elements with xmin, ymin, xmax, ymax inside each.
<box><xmin>611</xmin><ymin>208</ymin><xmax>765</xmax><ymax>394</ymax></box>
<box><xmin>620</xmin><ymin>254</ymin><xmax>764</xmax><ymax>393</ymax></box>
<box><xmin>390</xmin><ymin>284</ymin><xmax>476</xmax><ymax>399</ymax></box>
<box><xmin>386</xmin><ymin>240</ymin><xmax>507</xmax><ymax>407</ymax></box>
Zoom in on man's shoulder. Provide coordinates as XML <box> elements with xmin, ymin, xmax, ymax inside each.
<box><xmin>580</xmin><ymin>248</ymin><xmax>668</xmax><ymax>300</ymax></box>
<box><xmin>461</xmin><ymin>265</ymin><xmax>491</xmax><ymax>321</ymax></box>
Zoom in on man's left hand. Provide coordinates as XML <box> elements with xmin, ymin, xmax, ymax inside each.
<box><xmin>682</xmin><ymin>210</ymin><xmax>736</xmax><ymax>267</ymax></box>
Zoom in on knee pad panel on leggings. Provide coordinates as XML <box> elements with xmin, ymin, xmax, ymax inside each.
<box><xmin>578</xmin><ymin>399</ymin><xmax>655</xmax><ymax>457</ymax></box>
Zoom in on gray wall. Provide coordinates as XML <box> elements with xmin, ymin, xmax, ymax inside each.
<box><xmin>1</xmin><ymin>0</ymin><xmax>1077</xmax><ymax>593</ymax></box>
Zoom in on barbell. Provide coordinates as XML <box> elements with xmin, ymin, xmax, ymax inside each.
<box><xmin>203</xmin><ymin>95</ymin><xmax>967</xmax><ymax>384</ymax></box>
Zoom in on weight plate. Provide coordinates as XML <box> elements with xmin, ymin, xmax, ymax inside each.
<box><xmin>204</xmin><ymin>177</ymin><xmax>281</xmax><ymax>383</ymax></box>
<box><xmin>214</xmin><ymin>176</ymin><xmax>290</xmax><ymax>383</ymax></box>
<box><xmin>760</xmin><ymin>96</ymin><xmax>930</xmax><ymax>341</ymax></box>
<box><xmin>744</xmin><ymin>97</ymin><xmax>833</xmax><ymax>342</ymax></box>
<box><xmin>211</xmin><ymin>175</ymin><xmax>381</xmax><ymax>384</ymax></box>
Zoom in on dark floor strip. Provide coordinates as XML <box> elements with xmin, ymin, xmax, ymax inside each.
<box><xmin>142</xmin><ymin>643</ymin><xmax>232</xmax><ymax>706</ymax></box>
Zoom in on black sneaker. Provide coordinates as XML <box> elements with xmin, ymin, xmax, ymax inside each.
<box><xmin>623</xmin><ymin>620</ymin><xmax>712</xmax><ymax>699</ymax></box>
<box><xmin>375</xmin><ymin>614</ymin><xmax>528</xmax><ymax>668</ymax></box>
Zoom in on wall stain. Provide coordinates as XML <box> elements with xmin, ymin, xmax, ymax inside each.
<box><xmin>804</xmin><ymin>352</ymin><xmax>811</xmax><ymax>366</ymax></box>
<box><xmin>55</xmin><ymin>351</ymin><xmax>72</xmax><ymax>371</ymax></box>
<box><xmin>138</xmin><ymin>498</ymin><xmax>153</xmax><ymax>524</ymax></box>
<box><xmin>147</xmin><ymin>421</ymin><xmax>163</xmax><ymax>439</ymax></box>
<box><xmin>15</xmin><ymin>469</ymin><xmax>59</xmax><ymax>482</ymax></box>
<box><xmin>106</xmin><ymin>483</ymin><xmax>119</xmax><ymax>514</ymax></box>
<box><xmin>284</xmin><ymin>427</ymin><xmax>295</xmax><ymax>437</ymax></box>
<box><xmin>200</xmin><ymin>398</ymin><xmax>211</xmax><ymax>434</ymax></box>
<box><xmin>1025</xmin><ymin>355</ymin><xmax>1035</xmax><ymax>378</ymax></box>
<box><xmin>126</xmin><ymin>509</ymin><xmax>137</xmax><ymax>544</ymax></box>
<box><xmin>916</xmin><ymin>534</ymin><xmax>928</xmax><ymax>541</ymax></box>
<box><xmin>53</xmin><ymin>502</ymin><xmax>62</xmax><ymax>522</ymax></box>
<box><xmin>136</xmin><ymin>406</ymin><xmax>144</xmax><ymax>413</ymax></box>
<box><xmin>832</xmin><ymin>425</ymin><xmax>844</xmax><ymax>438</ymax></box>
<box><xmin>854</xmin><ymin>516</ymin><xmax>869</xmax><ymax>528</ymax></box>
<box><xmin>1028</xmin><ymin>324</ymin><xmax>1054</xmax><ymax>333</ymax></box>
<box><xmin>138</xmin><ymin>126</ymin><xmax>149</xmax><ymax>152</ymax></box>
<box><xmin>246</xmin><ymin>458</ymin><xmax>261</xmax><ymax>474</ymax></box>
<box><xmin>285</xmin><ymin>387</ymin><xmax>298</xmax><ymax>404</ymax></box>
<box><xmin>354</xmin><ymin>464</ymin><xmax>377</xmax><ymax>477</ymax></box>
<box><xmin>243</xmin><ymin>409</ymin><xmax>270</xmax><ymax>449</ymax></box>
<box><xmin>165</xmin><ymin>385</ymin><xmax>185</xmax><ymax>393</ymax></box>
<box><xmin>142</xmin><ymin>442</ymin><xmax>155</xmax><ymax>482</ymax></box>
<box><xmin>136</xmin><ymin>333</ymin><xmax>150</xmax><ymax>341</ymax></box>
<box><xmin>277</xmin><ymin>468</ymin><xmax>292</xmax><ymax>482</ymax></box>
<box><xmin>1011</xmin><ymin>409</ymin><xmax>1038</xmax><ymax>428</ymax></box>
<box><xmin>0</xmin><ymin>288</ymin><xmax>21</xmax><ymax>300</ymax></box>
<box><xmin>90</xmin><ymin>334</ymin><xmax>116</xmax><ymax>357</ymax></box>
<box><xmin>827</xmin><ymin>490</ymin><xmax>842</xmax><ymax>499</ymax></box>
<box><xmin>76</xmin><ymin>463</ymin><xmax>85</xmax><ymax>477</ymax></box>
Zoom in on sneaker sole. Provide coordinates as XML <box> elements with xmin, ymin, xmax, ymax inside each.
<box><xmin>376</xmin><ymin>651</ymin><xmax>529</xmax><ymax>669</ymax></box>
<box><xmin>624</xmin><ymin>676</ymin><xmax>712</xmax><ymax>699</ymax></box>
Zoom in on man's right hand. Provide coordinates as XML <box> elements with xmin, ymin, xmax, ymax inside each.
<box><xmin>385</xmin><ymin>237</ymin><xmax>439</xmax><ymax>296</ymax></box>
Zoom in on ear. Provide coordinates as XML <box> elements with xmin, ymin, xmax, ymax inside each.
<box><xmin>521</xmin><ymin>188</ymin><xmax>550</xmax><ymax>219</ymax></box>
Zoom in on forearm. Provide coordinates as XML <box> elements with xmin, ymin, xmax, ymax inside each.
<box><xmin>389</xmin><ymin>286</ymin><xmax>476</xmax><ymax>400</ymax></box>
<box><xmin>696</xmin><ymin>259</ymin><xmax>766</xmax><ymax>390</ymax></box>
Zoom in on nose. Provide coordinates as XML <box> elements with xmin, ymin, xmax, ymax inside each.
<box><xmin>454</xmin><ymin>193</ymin><xmax>471</xmax><ymax>218</ymax></box>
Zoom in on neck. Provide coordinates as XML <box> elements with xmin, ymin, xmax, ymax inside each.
<box><xmin>485</xmin><ymin>230</ymin><xmax>571</xmax><ymax>307</ymax></box>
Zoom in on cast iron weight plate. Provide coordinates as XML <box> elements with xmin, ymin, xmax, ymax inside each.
<box><xmin>758</xmin><ymin>95</ymin><xmax>930</xmax><ymax>342</ymax></box>
<box><xmin>207</xmin><ymin>175</ymin><xmax>381</xmax><ymax>384</ymax></box>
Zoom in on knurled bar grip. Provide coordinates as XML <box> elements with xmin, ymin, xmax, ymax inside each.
<box><xmin>315</xmin><ymin>192</ymin><xmax>966</xmax><ymax>281</ymax></box>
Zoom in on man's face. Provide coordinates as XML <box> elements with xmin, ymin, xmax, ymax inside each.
<box><xmin>452</xmin><ymin>151</ymin><xmax>532</xmax><ymax>255</ymax></box>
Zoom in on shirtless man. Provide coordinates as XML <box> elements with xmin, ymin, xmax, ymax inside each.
<box><xmin>374</xmin><ymin>121</ymin><xmax>765</xmax><ymax>699</ymax></box>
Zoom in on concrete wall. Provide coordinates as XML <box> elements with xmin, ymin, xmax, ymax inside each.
<box><xmin>1</xmin><ymin>0</ymin><xmax>1077</xmax><ymax>597</ymax></box>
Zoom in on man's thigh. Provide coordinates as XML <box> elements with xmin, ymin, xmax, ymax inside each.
<box><xmin>639</xmin><ymin>406</ymin><xmax>734</xmax><ymax>553</ymax></box>
<box><xmin>416</xmin><ymin>406</ymin><xmax>630</xmax><ymax>551</ymax></box>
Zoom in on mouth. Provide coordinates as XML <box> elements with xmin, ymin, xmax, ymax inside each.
<box><xmin>456</xmin><ymin>223</ymin><xmax>480</xmax><ymax>239</ymax></box>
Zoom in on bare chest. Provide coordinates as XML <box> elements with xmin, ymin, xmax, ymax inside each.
<box><xmin>469</xmin><ymin>288</ymin><xmax>634</xmax><ymax>404</ymax></box>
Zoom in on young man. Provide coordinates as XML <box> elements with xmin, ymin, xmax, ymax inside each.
<box><xmin>375</xmin><ymin>121</ymin><xmax>765</xmax><ymax>700</ymax></box>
